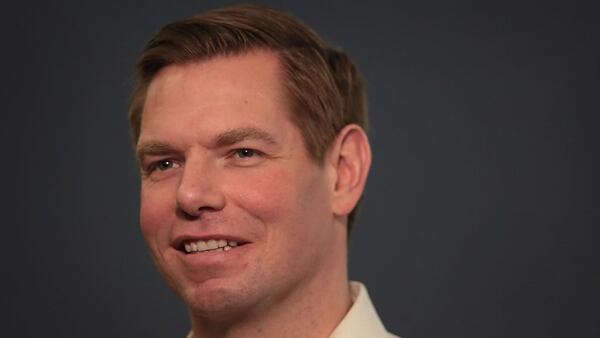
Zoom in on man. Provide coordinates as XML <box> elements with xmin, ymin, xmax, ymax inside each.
<box><xmin>129</xmin><ymin>4</ymin><xmax>398</xmax><ymax>338</ymax></box>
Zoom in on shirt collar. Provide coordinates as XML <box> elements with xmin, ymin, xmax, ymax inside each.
<box><xmin>328</xmin><ymin>281</ymin><xmax>391</xmax><ymax>338</ymax></box>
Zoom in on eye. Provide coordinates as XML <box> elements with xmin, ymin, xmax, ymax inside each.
<box><xmin>234</xmin><ymin>148</ymin><xmax>257</xmax><ymax>158</ymax></box>
<box><xmin>227</xmin><ymin>148</ymin><xmax>266</xmax><ymax>167</ymax></box>
<box><xmin>153</xmin><ymin>159</ymin><xmax>180</xmax><ymax>172</ymax></box>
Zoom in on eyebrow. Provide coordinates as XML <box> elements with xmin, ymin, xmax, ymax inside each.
<box><xmin>215</xmin><ymin>127</ymin><xmax>278</xmax><ymax>147</ymax></box>
<box><xmin>136</xmin><ymin>127</ymin><xmax>278</xmax><ymax>163</ymax></box>
<box><xmin>136</xmin><ymin>142</ymin><xmax>177</xmax><ymax>164</ymax></box>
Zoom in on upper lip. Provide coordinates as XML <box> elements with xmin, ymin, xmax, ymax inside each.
<box><xmin>171</xmin><ymin>234</ymin><xmax>251</xmax><ymax>251</ymax></box>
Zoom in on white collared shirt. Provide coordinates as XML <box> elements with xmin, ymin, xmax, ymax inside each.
<box><xmin>329</xmin><ymin>281</ymin><xmax>399</xmax><ymax>338</ymax></box>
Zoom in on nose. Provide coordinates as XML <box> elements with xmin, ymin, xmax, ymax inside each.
<box><xmin>176</xmin><ymin>159</ymin><xmax>225</xmax><ymax>219</ymax></box>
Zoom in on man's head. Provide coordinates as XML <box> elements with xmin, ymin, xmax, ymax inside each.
<box><xmin>129</xmin><ymin>4</ymin><xmax>368</xmax><ymax>228</ymax></box>
<box><xmin>130</xmin><ymin>4</ymin><xmax>371</xmax><ymax>321</ymax></box>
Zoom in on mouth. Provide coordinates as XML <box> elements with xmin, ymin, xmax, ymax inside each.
<box><xmin>177</xmin><ymin>238</ymin><xmax>249</xmax><ymax>254</ymax></box>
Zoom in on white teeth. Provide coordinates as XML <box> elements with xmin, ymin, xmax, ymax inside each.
<box><xmin>183</xmin><ymin>239</ymin><xmax>241</xmax><ymax>253</ymax></box>
<box><xmin>197</xmin><ymin>241</ymin><xmax>208</xmax><ymax>251</ymax></box>
<box><xmin>207</xmin><ymin>239</ymin><xmax>218</xmax><ymax>250</ymax></box>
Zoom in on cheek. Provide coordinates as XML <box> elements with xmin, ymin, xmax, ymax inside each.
<box><xmin>139</xmin><ymin>183</ymin><xmax>174</xmax><ymax>243</ymax></box>
<box><xmin>226</xmin><ymin>164</ymin><xmax>330</xmax><ymax>238</ymax></box>
<box><xmin>227</xmin><ymin>167</ymin><xmax>300</xmax><ymax>221</ymax></box>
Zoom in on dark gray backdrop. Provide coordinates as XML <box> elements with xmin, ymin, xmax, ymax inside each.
<box><xmin>4</xmin><ymin>1</ymin><xmax>599</xmax><ymax>337</ymax></box>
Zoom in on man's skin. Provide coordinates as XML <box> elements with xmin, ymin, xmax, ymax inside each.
<box><xmin>136</xmin><ymin>50</ymin><xmax>372</xmax><ymax>338</ymax></box>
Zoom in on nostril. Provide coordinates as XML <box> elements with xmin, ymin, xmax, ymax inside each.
<box><xmin>176</xmin><ymin>203</ymin><xmax>221</xmax><ymax>221</ymax></box>
<box><xmin>176</xmin><ymin>207</ymin><xmax>201</xmax><ymax>221</ymax></box>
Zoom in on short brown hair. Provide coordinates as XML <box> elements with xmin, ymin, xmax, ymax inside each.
<box><xmin>129</xmin><ymin>4</ymin><xmax>368</xmax><ymax>230</ymax></box>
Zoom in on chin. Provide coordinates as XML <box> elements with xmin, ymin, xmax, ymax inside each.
<box><xmin>180</xmin><ymin>278</ymin><xmax>259</xmax><ymax>318</ymax></box>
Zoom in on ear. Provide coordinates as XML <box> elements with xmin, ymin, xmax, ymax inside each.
<box><xmin>327</xmin><ymin>124</ymin><xmax>372</xmax><ymax>218</ymax></box>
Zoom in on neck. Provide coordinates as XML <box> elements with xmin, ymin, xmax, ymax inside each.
<box><xmin>188</xmin><ymin>231</ymin><xmax>351</xmax><ymax>338</ymax></box>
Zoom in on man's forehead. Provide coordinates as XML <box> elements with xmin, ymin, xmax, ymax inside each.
<box><xmin>148</xmin><ymin>50</ymin><xmax>283</xmax><ymax>95</ymax></box>
<box><xmin>143</xmin><ymin>50</ymin><xmax>288</xmax><ymax>121</ymax></box>
<box><xmin>137</xmin><ymin>50</ymin><xmax>305</xmax><ymax>155</ymax></box>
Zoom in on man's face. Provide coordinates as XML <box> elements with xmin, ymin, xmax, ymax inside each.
<box><xmin>137</xmin><ymin>51</ymin><xmax>340</xmax><ymax>315</ymax></box>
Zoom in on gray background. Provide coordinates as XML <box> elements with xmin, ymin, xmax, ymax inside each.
<box><xmin>4</xmin><ymin>1</ymin><xmax>599</xmax><ymax>337</ymax></box>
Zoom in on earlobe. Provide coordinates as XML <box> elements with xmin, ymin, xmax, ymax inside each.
<box><xmin>329</xmin><ymin>124</ymin><xmax>372</xmax><ymax>217</ymax></box>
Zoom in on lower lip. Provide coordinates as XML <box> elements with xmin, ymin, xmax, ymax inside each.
<box><xmin>175</xmin><ymin>243</ymin><xmax>252</xmax><ymax>268</ymax></box>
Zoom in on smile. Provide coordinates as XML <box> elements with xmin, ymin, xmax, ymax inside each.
<box><xmin>183</xmin><ymin>239</ymin><xmax>240</xmax><ymax>254</ymax></box>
